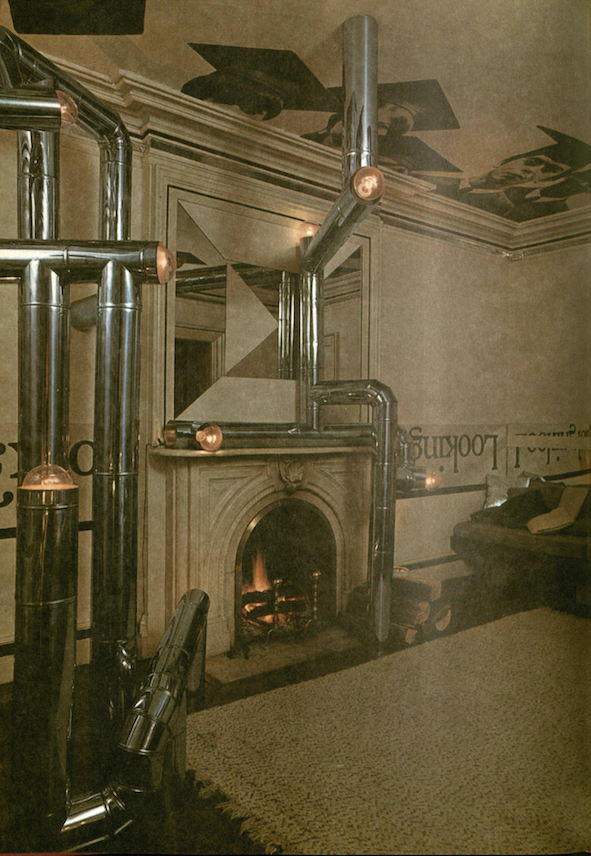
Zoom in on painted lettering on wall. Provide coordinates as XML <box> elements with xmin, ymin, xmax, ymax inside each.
<box><xmin>509</xmin><ymin>422</ymin><xmax>591</xmax><ymax>473</ymax></box>
<box><xmin>404</xmin><ymin>424</ymin><xmax>505</xmax><ymax>486</ymax></box>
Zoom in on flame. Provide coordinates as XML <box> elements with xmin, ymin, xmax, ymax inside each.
<box><xmin>242</xmin><ymin>547</ymin><xmax>271</xmax><ymax>594</ymax></box>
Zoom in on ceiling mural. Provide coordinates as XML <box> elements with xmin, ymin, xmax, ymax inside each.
<box><xmin>182</xmin><ymin>43</ymin><xmax>591</xmax><ymax>224</ymax></box>
<box><xmin>1</xmin><ymin>0</ymin><xmax>589</xmax><ymax>226</ymax></box>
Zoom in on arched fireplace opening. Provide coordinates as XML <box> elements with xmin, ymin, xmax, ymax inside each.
<box><xmin>236</xmin><ymin>499</ymin><xmax>337</xmax><ymax>646</ymax></box>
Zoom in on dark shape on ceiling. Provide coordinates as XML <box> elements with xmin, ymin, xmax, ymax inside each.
<box><xmin>328</xmin><ymin>79</ymin><xmax>460</xmax><ymax>131</ymax></box>
<box><xmin>182</xmin><ymin>44</ymin><xmax>340</xmax><ymax>120</ymax></box>
<box><xmin>434</xmin><ymin>126</ymin><xmax>591</xmax><ymax>222</ymax></box>
<box><xmin>380</xmin><ymin>135</ymin><xmax>461</xmax><ymax>174</ymax></box>
<box><xmin>8</xmin><ymin>0</ymin><xmax>146</xmax><ymax>35</ymax></box>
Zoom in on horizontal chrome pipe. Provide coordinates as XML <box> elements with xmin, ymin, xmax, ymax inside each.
<box><xmin>309</xmin><ymin>380</ymin><xmax>396</xmax><ymax>643</ymax></box>
<box><xmin>61</xmin><ymin>590</ymin><xmax>209</xmax><ymax>850</ymax></box>
<box><xmin>164</xmin><ymin>420</ymin><xmax>375</xmax><ymax>449</ymax></box>
<box><xmin>0</xmin><ymin>88</ymin><xmax>77</xmax><ymax>131</ymax></box>
<box><xmin>11</xmin><ymin>482</ymin><xmax>79</xmax><ymax>848</ymax></box>
<box><xmin>0</xmin><ymin>240</ymin><xmax>173</xmax><ymax>281</ymax></box>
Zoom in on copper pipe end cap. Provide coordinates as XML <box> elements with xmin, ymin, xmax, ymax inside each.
<box><xmin>57</xmin><ymin>90</ymin><xmax>78</xmax><ymax>129</ymax></box>
<box><xmin>157</xmin><ymin>243</ymin><xmax>177</xmax><ymax>283</ymax></box>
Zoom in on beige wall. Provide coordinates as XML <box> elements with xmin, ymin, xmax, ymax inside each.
<box><xmin>0</xmin><ymin>72</ymin><xmax>589</xmax><ymax>677</ymax></box>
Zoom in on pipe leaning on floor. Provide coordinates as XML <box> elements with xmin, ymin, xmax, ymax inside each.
<box><xmin>61</xmin><ymin>590</ymin><xmax>210</xmax><ymax>852</ymax></box>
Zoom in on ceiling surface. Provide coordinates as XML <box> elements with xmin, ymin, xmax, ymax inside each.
<box><xmin>1</xmin><ymin>0</ymin><xmax>590</xmax><ymax>214</ymax></box>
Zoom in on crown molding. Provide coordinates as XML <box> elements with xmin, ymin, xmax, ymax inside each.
<box><xmin>51</xmin><ymin>54</ymin><xmax>591</xmax><ymax>259</ymax></box>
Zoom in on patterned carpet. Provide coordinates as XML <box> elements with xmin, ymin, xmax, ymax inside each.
<box><xmin>186</xmin><ymin>609</ymin><xmax>591</xmax><ymax>855</ymax></box>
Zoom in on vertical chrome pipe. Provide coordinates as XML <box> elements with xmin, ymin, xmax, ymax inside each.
<box><xmin>18</xmin><ymin>261</ymin><xmax>69</xmax><ymax>480</ymax></box>
<box><xmin>309</xmin><ymin>380</ymin><xmax>396</xmax><ymax>643</ymax></box>
<box><xmin>91</xmin><ymin>260</ymin><xmax>141</xmax><ymax>773</ymax></box>
<box><xmin>342</xmin><ymin>15</ymin><xmax>379</xmax><ymax>181</ymax></box>
<box><xmin>278</xmin><ymin>271</ymin><xmax>298</xmax><ymax>380</ymax></box>
<box><xmin>11</xmin><ymin>476</ymin><xmax>79</xmax><ymax>849</ymax></box>
<box><xmin>299</xmin><ymin>236</ymin><xmax>324</xmax><ymax>428</ymax></box>
<box><xmin>98</xmin><ymin>131</ymin><xmax>132</xmax><ymax>241</ymax></box>
<box><xmin>18</xmin><ymin>128</ymin><xmax>59</xmax><ymax>241</ymax></box>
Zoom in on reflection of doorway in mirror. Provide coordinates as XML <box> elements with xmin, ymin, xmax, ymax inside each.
<box><xmin>174</xmin><ymin>338</ymin><xmax>211</xmax><ymax>416</ymax></box>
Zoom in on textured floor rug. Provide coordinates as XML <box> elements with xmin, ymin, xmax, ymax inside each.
<box><xmin>186</xmin><ymin>609</ymin><xmax>591</xmax><ymax>855</ymax></box>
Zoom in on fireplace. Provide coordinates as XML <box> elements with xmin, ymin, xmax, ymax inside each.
<box><xmin>151</xmin><ymin>446</ymin><xmax>373</xmax><ymax>657</ymax></box>
<box><xmin>236</xmin><ymin>498</ymin><xmax>337</xmax><ymax>646</ymax></box>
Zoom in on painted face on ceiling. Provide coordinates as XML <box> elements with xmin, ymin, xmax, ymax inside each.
<box><xmin>476</xmin><ymin>155</ymin><xmax>571</xmax><ymax>190</ymax></box>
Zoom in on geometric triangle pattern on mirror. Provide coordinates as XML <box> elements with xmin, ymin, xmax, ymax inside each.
<box><xmin>225</xmin><ymin>264</ymin><xmax>277</xmax><ymax>374</ymax></box>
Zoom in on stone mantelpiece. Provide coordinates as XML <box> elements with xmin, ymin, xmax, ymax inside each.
<box><xmin>149</xmin><ymin>447</ymin><xmax>372</xmax><ymax>656</ymax></box>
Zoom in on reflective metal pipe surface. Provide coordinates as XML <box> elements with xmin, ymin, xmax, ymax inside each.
<box><xmin>0</xmin><ymin>89</ymin><xmax>65</xmax><ymax>131</ymax></box>
<box><xmin>18</xmin><ymin>261</ymin><xmax>69</xmax><ymax>479</ymax></box>
<box><xmin>0</xmin><ymin>26</ymin><xmax>132</xmax><ymax>239</ymax></box>
<box><xmin>91</xmin><ymin>260</ymin><xmax>141</xmax><ymax>767</ymax></box>
<box><xmin>61</xmin><ymin>591</ymin><xmax>209</xmax><ymax>849</ymax></box>
<box><xmin>309</xmin><ymin>380</ymin><xmax>396</xmax><ymax>643</ymax></box>
<box><xmin>342</xmin><ymin>15</ymin><xmax>378</xmax><ymax>180</ymax></box>
<box><xmin>11</xmin><ymin>485</ymin><xmax>79</xmax><ymax>847</ymax></box>
<box><xmin>0</xmin><ymin>239</ymin><xmax>161</xmax><ymax>278</ymax></box>
<box><xmin>278</xmin><ymin>271</ymin><xmax>298</xmax><ymax>379</ymax></box>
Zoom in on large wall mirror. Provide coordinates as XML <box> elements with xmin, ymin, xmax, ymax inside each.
<box><xmin>166</xmin><ymin>187</ymin><xmax>370</xmax><ymax>424</ymax></box>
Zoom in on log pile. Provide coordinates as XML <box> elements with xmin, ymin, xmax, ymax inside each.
<box><xmin>390</xmin><ymin>569</ymin><xmax>452</xmax><ymax>644</ymax></box>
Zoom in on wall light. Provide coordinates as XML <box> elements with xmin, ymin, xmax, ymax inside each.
<box><xmin>164</xmin><ymin>421</ymin><xmax>223</xmax><ymax>451</ymax></box>
<box><xmin>21</xmin><ymin>463</ymin><xmax>76</xmax><ymax>489</ymax></box>
<box><xmin>351</xmin><ymin>166</ymin><xmax>385</xmax><ymax>205</ymax></box>
<box><xmin>195</xmin><ymin>423</ymin><xmax>223</xmax><ymax>451</ymax></box>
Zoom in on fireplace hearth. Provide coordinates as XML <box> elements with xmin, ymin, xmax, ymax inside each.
<box><xmin>150</xmin><ymin>445</ymin><xmax>373</xmax><ymax>658</ymax></box>
<box><xmin>236</xmin><ymin>498</ymin><xmax>336</xmax><ymax>649</ymax></box>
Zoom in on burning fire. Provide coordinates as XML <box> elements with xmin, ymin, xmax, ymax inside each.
<box><xmin>242</xmin><ymin>546</ymin><xmax>271</xmax><ymax>595</ymax></box>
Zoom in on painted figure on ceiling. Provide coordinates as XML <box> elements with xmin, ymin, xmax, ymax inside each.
<box><xmin>436</xmin><ymin>127</ymin><xmax>591</xmax><ymax>221</ymax></box>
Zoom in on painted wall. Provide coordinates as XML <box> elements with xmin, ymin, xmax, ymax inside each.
<box><xmin>0</xmin><ymin>74</ymin><xmax>589</xmax><ymax>677</ymax></box>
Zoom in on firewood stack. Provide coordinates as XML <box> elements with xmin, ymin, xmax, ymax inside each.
<box><xmin>390</xmin><ymin>569</ymin><xmax>452</xmax><ymax>644</ymax></box>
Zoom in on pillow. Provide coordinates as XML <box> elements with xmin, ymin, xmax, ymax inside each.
<box><xmin>527</xmin><ymin>486</ymin><xmax>589</xmax><ymax>534</ymax></box>
<box><xmin>472</xmin><ymin>488</ymin><xmax>551</xmax><ymax>528</ymax></box>
<box><xmin>483</xmin><ymin>472</ymin><xmax>541</xmax><ymax>509</ymax></box>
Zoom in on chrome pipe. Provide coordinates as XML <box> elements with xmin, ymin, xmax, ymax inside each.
<box><xmin>70</xmin><ymin>292</ymin><xmax>98</xmax><ymax>331</ymax></box>
<box><xmin>18</xmin><ymin>261</ymin><xmax>69</xmax><ymax>479</ymax></box>
<box><xmin>61</xmin><ymin>590</ymin><xmax>209</xmax><ymax>850</ymax></box>
<box><xmin>299</xmin><ymin>238</ymin><xmax>324</xmax><ymax>426</ymax></box>
<box><xmin>0</xmin><ymin>239</ymin><xmax>168</xmax><ymax>279</ymax></box>
<box><xmin>278</xmin><ymin>271</ymin><xmax>298</xmax><ymax>379</ymax></box>
<box><xmin>309</xmin><ymin>380</ymin><xmax>396</xmax><ymax>643</ymax></box>
<box><xmin>301</xmin><ymin>15</ymin><xmax>382</xmax><ymax>277</ymax></box>
<box><xmin>301</xmin><ymin>178</ymin><xmax>382</xmax><ymax>276</ymax></box>
<box><xmin>342</xmin><ymin>15</ymin><xmax>378</xmax><ymax>179</ymax></box>
<box><xmin>11</xmin><ymin>479</ymin><xmax>79</xmax><ymax>848</ymax></box>
<box><xmin>18</xmin><ymin>129</ymin><xmax>60</xmax><ymax>241</ymax></box>
<box><xmin>91</xmin><ymin>260</ymin><xmax>142</xmax><ymax>774</ymax></box>
<box><xmin>164</xmin><ymin>420</ymin><xmax>375</xmax><ymax>449</ymax></box>
<box><xmin>0</xmin><ymin>88</ymin><xmax>75</xmax><ymax>131</ymax></box>
<box><xmin>0</xmin><ymin>26</ymin><xmax>131</xmax><ymax>239</ymax></box>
